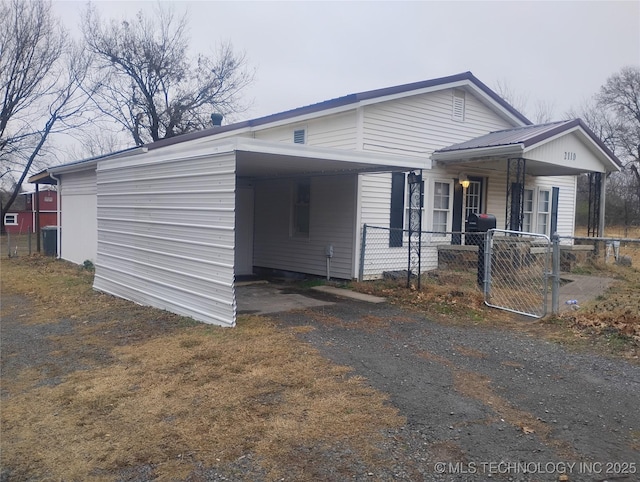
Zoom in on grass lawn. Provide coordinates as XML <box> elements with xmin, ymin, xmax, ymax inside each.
<box><xmin>1</xmin><ymin>257</ymin><xmax>403</xmax><ymax>481</ymax></box>
<box><xmin>1</xmin><ymin>227</ymin><xmax>638</xmax><ymax>479</ymax></box>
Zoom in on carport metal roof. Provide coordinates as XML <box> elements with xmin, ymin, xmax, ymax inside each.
<box><xmin>31</xmin><ymin>138</ymin><xmax>430</xmax><ymax>183</ymax></box>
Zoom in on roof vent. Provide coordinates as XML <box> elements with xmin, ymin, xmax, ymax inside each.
<box><xmin>294</xmin><ymin>129</ymin><xmax>306</xmax><ymax>144</ymax></box>
<box><xmin>211</xmin><ymin>113</ymin><xmax>224</xmax><ymax>127</ymax></box>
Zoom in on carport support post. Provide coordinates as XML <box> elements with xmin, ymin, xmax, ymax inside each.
<box><xmin>551</xmin><ymin>232</ymin><xmax>560</xmax><ymax>315</ymax></box>
<box><xmin>358</xmin><ymin>224</ymin><xmax>367</xmax><ymax>282</ymax></box>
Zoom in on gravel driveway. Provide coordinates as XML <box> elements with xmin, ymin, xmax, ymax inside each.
<box><xmin>277</xmin><ymin>296</ymin><xmax>640</xmax><ymax>481</ymax></box>
<box><xmin>2</xmin><ymin>289</ymin><xmax>638</xmax><ymax>481</ymax></box>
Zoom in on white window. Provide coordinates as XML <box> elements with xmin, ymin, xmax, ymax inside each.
<box><xmin>522</xmin><ymin>189</ymin><xmax>534</xmax><ymax>232</ymax></box>
<box><xmin>537</xmin><ymin>189</ymin><xmax>550</xmax><ymax>235</ymax></box>
<box><xmin>432</xmin><ymin>181</ymin><xmax>452</xmax><ymax>234</ymax></box>
<box><xmin>464</xmin><ymin>180</ymin><xmax>482</xmax><ymax>221</ymax></box>
<box><xmin>452</xmin><ymin>90</ymin><xmax>465</xmax><ymax>122</ymax></box>
<box><xmin>4</xmin><ymin>213</ymin><xmax>18</xmax><ymax>225</ymax></box>
<box><xmin>291</xmin><ymin>179</ymin><xmax>310</xmax><ymax>238</ymax></box>
<box><xmin>293</xmin><ymin>129</ymin><xmax>306</xmax><ymax>144</ymax></box>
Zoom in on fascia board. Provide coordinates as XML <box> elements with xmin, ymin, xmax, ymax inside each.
<box><xmin>96</xmin><ymin>137</ymin><xmax>430</xmax><ymax>173</ymax></box>
<box><xmin>357</xmin><ymin>79</ymin><xmax>472</xmax><ymax>107</ymax></box>
<box><xmin>233</xmin><ymin>138</ymin><xmax>431</xmax><ymax>170</ymax></box>
<box><xmin>50</xmin><ymin>159</ymin><xmax>99</xmax><ymax>174</ymax></box>
<box><xmin>238</xmin><ymin>104</ymin><xmax>360</xmax><ymax>132</ymax></box>
<box><xmin>432</xmin><ymin>144</ymin><xmax>524</xmax><ymax>162</ymax></box>
<box><xmin>48</xmin><ymin>147</ymin><xmax>144</xmax><ymax>175</ymax></box>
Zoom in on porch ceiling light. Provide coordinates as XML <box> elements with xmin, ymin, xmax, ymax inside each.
<box><xmin>459</xmin><ymin>173</ymin><xmax>470</xmax><ymax>189</ymax></box>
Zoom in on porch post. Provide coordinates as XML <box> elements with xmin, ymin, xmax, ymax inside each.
<box><xmin>35</xmin><ymin>184</ymin><xmax>41</xmax><ymax>253</ymax></box>
<box><xmin>599</xmin><ymin>172</ymin><xmax>606</xmax><ymax>237</ymax></box>
<box><xmin>587</xmin><ymin>172</ymin><xmax>602</xmax><ymax>237</ymax></box>
<box><xmin>505</xmin><ymin>158</ymin><xmax>526</xmax><ymax>231</ymax></box>
<box><xmin>407</xmin><ymin>171</ymin><xmax>423</xmax><ymax>289</ymax></box>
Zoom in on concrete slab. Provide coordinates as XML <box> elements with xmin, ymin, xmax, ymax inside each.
<box><xmin>554</xmin><ymin>274</ymin><xmax>617</xmax><ymax>313</ymax></box>
<box><xmin>311</xmin><ymin>285</ymin><xmax>386</xmax><ymax>303</ymax></box>
<box><xmin>236</xmin><ymin>283</ymin><xmax>334</xmax><ymax>315</ymax></box>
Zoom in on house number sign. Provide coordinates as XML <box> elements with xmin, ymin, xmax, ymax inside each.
<box><xmin>564</xmin><ymin>151</ymin><xmax>577</xmax><ymax>161</ymax></box>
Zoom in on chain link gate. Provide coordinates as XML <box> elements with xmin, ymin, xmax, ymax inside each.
<box><xmin>484</xmin><ymin>229</ymin><xmax>551</xmax><ymax>318</ymax></box>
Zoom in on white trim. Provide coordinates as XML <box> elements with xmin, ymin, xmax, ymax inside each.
<box><xmin>429</xmin><ymin>178</ymin><xmax>454</xmax><ymax>236</ymax></box>
<box><xmin>432</xmin><ymin>144</ymin><xmax>524</xmax><ymax>163</ymax></box>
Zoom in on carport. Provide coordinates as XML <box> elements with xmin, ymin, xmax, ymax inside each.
<box><xmin>83</xmin><ymin>137</ymin><xmax>426</xmax><ymax>327</ymax></box>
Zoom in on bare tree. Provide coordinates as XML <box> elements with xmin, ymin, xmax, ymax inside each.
<box><xmin>598</xmin><ymin>66</ymin><xmax>640</xmax><ymax>188</ymax></box>
<box><xmin>83</xmin><ymin>3</ymin><xmax>254</xmax><ymax>146</ymax></box>
<box><xmin>0</xmin><ymin>0</ymin><xmax>93</xmax><ymax>232</ymax></box>
<box><xmin>493</xmin><ymin>78</ymin><xmax>556</xmax><ymax>124</ymax></box>
<box><xmin>568</xmin><ymin>66</ymin><xmax>640</xmax><ymax>227</ymax></box>
<box><xmin>494</xmin><ymin>78</ymin><xmax>530</xmax><ymax>116</ymax></box>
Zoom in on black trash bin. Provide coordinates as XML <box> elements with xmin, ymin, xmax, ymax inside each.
<box><xmin>466</xmin><ymin>213</ymin><xmax>496</xmax><ymax>287</ymax></box>
<box><xmin>42</xmin><ymin>226</ymin><xmax>58</xmax><ymax>257</ymax></box>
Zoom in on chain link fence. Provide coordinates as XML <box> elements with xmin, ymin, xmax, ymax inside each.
<box><xmin>484</xmin><ymin>230</ymin><xmax>551</xmax><ymax>318</ymax></box>
<box><xmin>1</xmin><ymin>232</ymin><xmax>35</xmax><ymax>258</ymax></box>
<box><xmin>359</xmin><ymin>224</ymin><xmax>640</xmax><ymax>319</ymax></box>
<box><xmin>359</xmin><ymin>224</ymin><xmax>485</xmax><ymax>283</ymax></box>
<box><xmin>2</xmin><ymin>229</ymin><xmax>59</xmax><ymax>258</ymax></box>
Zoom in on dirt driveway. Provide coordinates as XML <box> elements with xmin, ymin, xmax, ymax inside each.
<box><xmin>2</xmin><ymin>281</ymin><xmax>639</xmax><ymax>481</ymax></box>
<box><xmin>276</xmin><ymin>295</ymin><xmax>640</xmax><ymax>481</ymax></box>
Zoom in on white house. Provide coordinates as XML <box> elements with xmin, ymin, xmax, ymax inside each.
<box><xmin>30</xmin><ymin>72</ymin><xmax>620</xmax><ymax>326</ymax></box>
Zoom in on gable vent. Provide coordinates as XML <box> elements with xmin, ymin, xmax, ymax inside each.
<box><xmin>452</xmin><ymin>91</ymin><xmax>465</xmax><ymax>121</ymax></box>
<box><xmin>293</xmin><ymin>129</ymin><xmax>306</xmax><ymax>144</ymax></box>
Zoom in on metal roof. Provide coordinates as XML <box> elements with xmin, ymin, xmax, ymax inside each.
<box><xmin>434</xmin><ymin>119</ymin><xmax>621</xmax><ymax>168</ymax></box>
<box><xmin>144</xmin><ymin>71</ymin><xmax>532</xmax><ymax>151</ymax></box>
<box><xmin>436</xmin><ymin>121</ymin><xmax>571</xmax><ymax>152</ymax></box>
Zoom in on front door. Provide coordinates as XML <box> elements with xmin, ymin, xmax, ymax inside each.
<box><xmin>235</xmin><ymin>186</ymin><xmax>254</xmax><ymax>276</ymax></box>
<box><xmin>452</xmin><ymin>176</ymin><xmax>483</xmax><ymax>244</ymax></box>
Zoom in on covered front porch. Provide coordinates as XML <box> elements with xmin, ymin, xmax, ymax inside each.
<box><xmin>432</xmin><ymin>119</ymin><xmax>621</xmax><ymax>238</ymax></box>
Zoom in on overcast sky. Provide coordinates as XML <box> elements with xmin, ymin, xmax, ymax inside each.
<box><xmin>53</xmin><ymin>0</ymin><xmax>639</xmax><ymax>124</ymax></box>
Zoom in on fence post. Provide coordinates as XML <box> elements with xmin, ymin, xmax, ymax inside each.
<box><xmin>483</xmin><ymin>230</ymin><xmax>492</xmax><ymax>297</ymax></box>
<box><xmin>358</xmin><ymin>224</ymin><xmax>367</xmax><ymax>282</ymax></box>
<box><xmin>551</xmin><ymin>232</ymin><xmax>560</xmax><ymax>315</ymax></box>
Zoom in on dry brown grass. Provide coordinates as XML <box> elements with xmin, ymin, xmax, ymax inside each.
<box><xmin>1</xmin><ymin>256</ymin><xmax>404</xmax><ymax>481</ymax></box>
<box><xmin>351</xmin><ymin>228</ymin><xmax>640</xmax><ymax>359</ymax></box>
<box><xmin>351</xmin><ymin>270</ymin><xmax>495</xmax><ymax>326</ymax></box>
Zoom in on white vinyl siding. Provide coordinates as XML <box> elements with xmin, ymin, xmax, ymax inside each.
<box><xmin>360</xmin><ymin>172</ymin><xmax>393</xmax><ymax>227</ymax></box>
<box><xmin>361</xmin><ymin>88</ymin><xmax>513</xmax><ymax>157</ymax></box>
<box><xmin>253</xmin><ymin>174</ymin><xmax>356</xmax><ymax>279</ymax></box>
<box><xmin>94</xmin><ymin>151</ymin><xmax>237</xmax><ymax>327</ymax></box>
<box><xmin>481</xmin><ymin>169</ymin><xmax>576</xmax><ymax>236</ymax></box>
<box><xmin>255</xmin><ymin>111</ymin><xmax>358</xmax><ymax>149</ymax></box>
<box><xmin>59</xmin><ymin>169</ymin><xmax>98</xmax><ymax>264</ymax></box>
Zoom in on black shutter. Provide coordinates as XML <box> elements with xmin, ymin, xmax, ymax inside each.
<box><xmin>551</xmin><ymin>187</ymin><xmax>559</xmax><ymax>235</ymax></box>
<box><xmin>389</xmin><ymin>172</ymin><xmax>405</xmax><ymax>247</ymax></box>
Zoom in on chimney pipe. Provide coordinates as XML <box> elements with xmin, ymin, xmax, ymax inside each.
<box><xmin>211</xmin><ymin>113</ymin><xmax>223</xmax><ymax>127</ymax></box>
